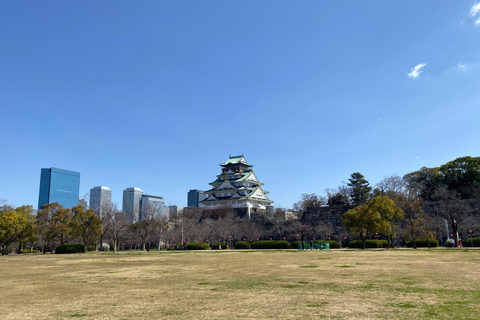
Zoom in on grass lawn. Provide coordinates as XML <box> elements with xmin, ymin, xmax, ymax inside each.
<box><xmin>1</xmin><ymin>248</ymin><xmax>479</xmax><ymax>319</ymax></box>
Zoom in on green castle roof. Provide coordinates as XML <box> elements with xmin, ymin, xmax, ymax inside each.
<box><xmin>220</xmin><ymin>154</ymin><xmax>253</xmax><ymax>167</ymax></box>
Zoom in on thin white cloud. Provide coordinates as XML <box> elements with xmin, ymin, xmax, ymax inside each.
<box><xmin>475</xmin><ymin>17</ymin><xmax>480</xmax><ymax>26</ymax></box>
<box><xmin>457</xmin><ymin>63</ymin><xmax>468</xmax><ymax>72</ymax></box>
<box><xmin>407</xmin><ymin>63</ymin><xmax>426</xmax><ymax>79</ymax></box>
<box><xmin>470</xmin><ymin>3</ymin><xmax>480</xmax><ymax>17</ymax></box>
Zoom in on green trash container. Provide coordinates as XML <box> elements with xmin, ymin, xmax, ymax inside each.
<box><xmin>298</xmin><ymin>242</ymin><xmax>302</xmax><ymax>250</ymax></box>
<box><xmin>320</xmin><ymin>243</ymin><xmax>325</xmax><ymax>250</ymax></box>
<box><xmin>325</xmin><ymin>243</ymin><xmax>330</xmax><ymax>250</ymax></box>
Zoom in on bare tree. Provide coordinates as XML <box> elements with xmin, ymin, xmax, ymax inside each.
<box><xmin>433</xmin><ymin>186</ymin><xmax>470</xmax><ymax>247</ymax></box>
<box><xmin>132</xmin><ymin>219</ymin><xmax>155</xmax><ymax>250</ymax></box>
<box><xmin>325</xmin><ymin>185</ymin><xmax>350</xmax><ymax>206</ymax></box>
<box><xmin>97</xmin><ymin>202</ymin><xmax>113</xmax><ymax>251</ymax></box>
<box><xmin>375</xmin><ymin>175</ymin><xmax>406</xmax><ymax>197</ymax></box>
<box><xmin>236</xmin><ymin>218</ymin><xmax>263</xmax><ymax>241</ymax></box>
<box><xmin>152</xmin><ymin>215</ymin><xmax>169</xmax><ymax>251</ymax></box>
<box><xmin>396</xmin><ymin>188</ymin><xmax>424</xmax><ymax>249</ymax></box>
<box><xmin>258</xmin><ymin>209</ymin><xmax>289</xmax><ymax>240</ymax></box>
<box><xmin>106</xmin><ymin>205</ymin><xmax>129</xmax><ymax>252</ymax></box>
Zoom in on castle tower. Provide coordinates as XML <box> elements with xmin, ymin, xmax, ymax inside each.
<box><xmin>199</xmin><ymin>155</ymin><xmax>273</xmax><ymax>218</ymax></box>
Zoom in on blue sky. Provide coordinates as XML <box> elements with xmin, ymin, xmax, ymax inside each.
<box><xmin>1</xmin><ymin>1</ymin><xmax>479</xmax><ymax>209</ymax></box>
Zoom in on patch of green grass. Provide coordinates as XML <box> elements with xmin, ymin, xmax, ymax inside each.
<box><xmin>198</xmin><ymin>282</ymin><xmax>210</xmax><ymax>285</ymax></box>
<box><xmin>298</xmin><ymin>281</ymin><xmax>309</xmax><ymax>284</ymax></box>
<box><xmin>306</xmin><ymin>302</ymin><xmax>328</xmax><ymax>307</ymax></box>
<box><xmin>300</xmin><ymin>264</ymin><xmax>318</xmax><ymax>268</ymax></box>
<box><xmin>164</xmin><ymin>310</ymin><xmax>185</xmax><ymax>316</ymax></box>
<box><xmin>396</xmin><ymin>303</ymin><xmax>416</xmax><ymax>308</ymax></box>
<box><xmin>68</xmin><ymin>313</ymin><xmax>87</xmax><ymax>318</ymax></box>
<box><xmin>284</xmin><ymin>285</ymin><xmax>302</xmax><ymax>288</ymax></box>
<box><xmin>339</xmin><ymin>265</ymin><xmax>354</xmax><ymax>268</ymax></box>
<box><xmin>222</xmin><ymin>278</ymin><xmax>266</xmax><ymax>289</ymax></box>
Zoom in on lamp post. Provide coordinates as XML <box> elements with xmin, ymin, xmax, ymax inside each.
<box><xmin>229</xmin><ymin>236</ymin><xmax>232</xmax><ymax>249</ymax></box>
<box><xmin>375</xmin><ymin>232</ymin><xmax>379</xmax><ymax>248</ymax></box>
<box><xmin>470</xmin><ymin>230</ymin><xmax>473</xmax><ymax>247</ymax></box>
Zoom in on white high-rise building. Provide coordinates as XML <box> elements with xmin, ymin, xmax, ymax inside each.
<box><xmin>140</xmin><ymin>194</ymin><xmax>166</xmax><ymax>220</ymax></box>
<box><xmin>123</xmin><ymin>187</ymin><xmax>144</xmax><ymax>222</ymax></box>
<box><xmin>90</xmin><ymin>186</ymin><xmax>112</xmax><ymax>215</ymax></box>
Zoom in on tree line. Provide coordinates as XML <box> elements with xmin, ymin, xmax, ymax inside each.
<box><xmin>1</xmin><ymin>156</ymin><xmax>479</xmax><ymax>254</ymax></box>
<box><xmin>301</xmin><ymin>156</ymin><xmax>480</xmax><ymax>249</ymax></box>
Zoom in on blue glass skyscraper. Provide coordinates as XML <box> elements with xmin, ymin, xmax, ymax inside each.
<box><xmin>38</xmin><ymin>167</ymin><xmax>80</xmax><ymax>209</ymax></box>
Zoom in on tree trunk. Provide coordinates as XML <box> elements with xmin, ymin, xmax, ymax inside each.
<box><xmin>114</xmin><ymin>239</ymin><xmax>117</xmax><ymax>253</ymax></box>
<box><xmin>452</xmin><ymin>223</ymin><xmax>459</xmax><ymax>247</ymax></box>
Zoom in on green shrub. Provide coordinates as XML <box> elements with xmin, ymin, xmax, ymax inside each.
<box><xmin>314</xmin><ymin>240</ymin><xmax>342</xmax><ymax>249</ymax></box>
<box><xmin>291</xmin><ymin>241</ymin><xmax>302</xmax><ymax>249</ymax></box>
<box><xmin>463</xmin><ymin>238</ymin><xmax>480</xmax><ymax>247</ymax></box>
<box><xmin>250</xmin><ymin>240</ymin><xmax>291</xmax><ymax>249</ymax></box>
<box><xmin>186</xmin><ymin>242</ymin><xmax>209</xmax><ymax>250</ymax></box>
<box><xmin>55</xmin><ymin>244</ymin><xmax>85</xmax><ymax>254</ymax></box>
<box><xmin>20</xmin><ymin>249</ymin><xmax>38</xmax><ymax>254</ymax></box>
<box><xmin>405</xmin><ymin>239</ymin><xmax>439</xmax><ymax>247</ymax></box>
<box><xmin>86</xmin><ymin>245</ymin><xmax>96</xmax><ymax>252</ymax></box>
<box><xmin>211</xmin><ymin>242</ymin><xmax>227</xmax><ymax>250</ymax></box>
<box><xmin>445</xmin><ymin>239</ymin><xmax>455</xmax><ymax>247</ymax></box>
<box><xmin>348</xmin><ymin>239</ymin><xmax>388</xmax><ymax>248</ymax></box>
<box><xmin>234</xmin><ymin>241</ymin><xmax>250</xmax><ymax>249</ymax></box>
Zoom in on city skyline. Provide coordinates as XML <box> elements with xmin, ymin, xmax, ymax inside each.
<box><xmin>1</xmin><ymin>2</ymin><xmax>479</xmax><ymax>210</ymax></box>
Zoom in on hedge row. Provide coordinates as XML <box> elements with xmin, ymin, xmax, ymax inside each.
<box><xmin>55</xmin><ymin>244</ymin><xmax>85</xmax><ymax>254</ymax></box>
<box><xmin>234</xmin><ymin>241</ymin><xmax>250</xmax><ymax>249</ymax></box>
<box><xmin>463</xmin><ymin>238</ymin><xmax>480</xmax><ymax>247</ymax></box>
<box><xmin>186</xmin><ymin>242</ymin><xmax>209</xmax><ymax>250</ymax></box>
<box><xmin>348</xmin><ymin>239</ymin><xmax>389</xmax><ymax>248</ymax></box>
<box><xmin>211</xmin><ymin>242</ymin><xmax>227</xmax><ymax>250</ymax></box>
<box><xmin>20</xmin><ymin>249</ymin><xmax>39</xmax><ymax>253</ymax></box>
<box><xmin>405</xmin><ymin>239</ymin><xmax>439</xmax><ymax>247</ymax></box>
<box><xmin>250</xmin><ymin>240</ymin><xmax>291</xmax><ymax>249</ymax></box>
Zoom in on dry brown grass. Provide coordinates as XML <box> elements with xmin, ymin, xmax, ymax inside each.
<box><xmin>1</xmin><ymin>248</ymin><xmax>480</xmax><ymax>319</ymax></box>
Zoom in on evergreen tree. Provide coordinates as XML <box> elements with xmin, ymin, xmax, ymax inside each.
<box><xmin>347</xmin><ymin>172</ymin><xmax>372</xmax><ymax>204</ymax></box>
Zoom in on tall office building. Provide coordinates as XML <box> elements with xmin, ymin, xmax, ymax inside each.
<box><xmin>78</xmin><ymin>198</ymin><xmax>88</xmax><ymax>210</ymax></box>
<box><xmin>122</xmin><ymin>187</ymin><xmax>144</xmax><ymax>222</ymax></box>
<box><xmin>139</xmin><ymin>194</ymin><xmax>165</xmax><ymax>221</ymax></box>
<box><xmin>187</xmin><ymin>189</ymin><xmax>207</xmax><ymax>207</ymax></box>
<box><xmin>38</xmin><ymin>167</ymin><xmax>80</xmax><ymax>210</ymax></box>
<box><xmin>90</xmin><ymin>186</ymin><xmax>112</xmax><ymax>215</ymax></box>
<box><xmin>167</xmin><ymin>205</ymin><xmax>183</xmax><ymax>217</ymax></box>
